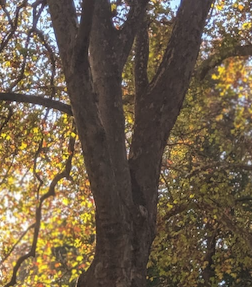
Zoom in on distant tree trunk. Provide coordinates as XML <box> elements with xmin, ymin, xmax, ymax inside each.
<box><xmin>201</xmin><ymin>228</ymin><xmax>217</xmax><ymax>287</ymax></box>
<box><xmin>47</xmin><ymin>0</ymin><xmax>214</xmax><ymax>286</ymax></box>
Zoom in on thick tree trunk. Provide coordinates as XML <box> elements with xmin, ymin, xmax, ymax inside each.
<box><xmin>47</xmin><ymin>1</ymin><xmax>214</xmax><ymax>286</ymax></box>
<box><xmin>76</xmin><ymin>197</ymin><xmax>154</xmax><ymax>287</ymax></box>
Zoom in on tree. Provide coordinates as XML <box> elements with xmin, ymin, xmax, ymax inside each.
<box><xmin>46</xmin><ymin>1</ymin><xmax>213</xmax><ymax>286</ymax></box>
<box><xmin>147</xmin><ymin>56</ymin><xmax>252</xmax><ymax>286</ymax></box>
<box><xmin>2</xmin><ymin>0</ymin><xmax>252</xmax><ymax>286</ymax></box>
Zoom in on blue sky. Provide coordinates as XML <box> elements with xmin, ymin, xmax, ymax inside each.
<box><xmin>170</xmin><ymin>0</ymin><xmax>182</xmax><ymax>10</ymax></box>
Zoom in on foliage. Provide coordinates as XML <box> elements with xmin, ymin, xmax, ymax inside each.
<box><xmin>1</xmin><ymin>0</ymin><xmax>252</xmax><ymax>287</ymax></box>
<box><xmin>147</xmin><ymin>12</ymin><xmax>252</xmax><ymax>287</ymax></box>
<box><xmin>0</xmin><ymin>1</ymin><xmax>95</xmax><ymax>285</ymax></box>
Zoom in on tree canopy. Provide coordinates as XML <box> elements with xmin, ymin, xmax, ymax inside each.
<box><xmin>1</xmin><ymin>0</ymin><xmax>252</xmax><ymax>286</ymax></box>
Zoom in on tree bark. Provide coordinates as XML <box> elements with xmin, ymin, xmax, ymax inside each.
<box><xmin>0</xmin><ymin>92</ymin><xmax>72</xmax><ymax>115</ymax></box>
<box><xmin>47</xmin><ymin>1</ymin><xmax>214</xmax><ymax>286</ymax></box>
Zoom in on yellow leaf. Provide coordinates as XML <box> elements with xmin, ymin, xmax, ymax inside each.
<box><xmin>238</xmin><ymin>4</ymin><xmax>244</xmax><ymax>11</ymax></box>
<box><xmin>33</xmin><ymin>127</ymin><xmax>39</xmax><ymax>133</ymax></box>
<box><xmin>72</xmin><ymin>269</ymin><xmax>77</xmax><ymax>275</ymax></box>
<box><xmin>76</xmin><ymin>255</ymin><xmax>83</xmax><ymax>262</ymax></box>
<box><xmin>111</xmin><ymin>3</ymin><xmax>116</xmax><ymax>11</ymax></box>
<box><xmin>212</xmin><ymin>73</ymin><xmax>218</xmax><ymax>80</ymax></box>
<box><xmin>20</xmin><ymin>142</ymin><xmax>27</xmax><ymax>150</ymax></box>
<box><xmin>62</xmin><ymin>198</ymin><xmax>69</xmax><ymax>205</ymax></box>
<box><xmin>216</xmin><ymin>4</ymin><xmax>223</xmax><ymax>11</ymax></box>
<box><xmin>167</xmin><ymin>203</ymin><xmax>173</xmax><ymax>209</ymax></box>
<box><xmin>242</xmin><ymin>22</ymin><xmax>252</xmax><ymax>29</ymax></box>
<box><xmin>215</xmin><ymin>114</ymin><xmax>223</xmax><ymax>121</ymax></box>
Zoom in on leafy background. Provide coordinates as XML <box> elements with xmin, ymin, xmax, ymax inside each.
<box><xmin>1</xmin><ymin>0</ymin><xmax>252</xmax><ymax>286</ymax></box>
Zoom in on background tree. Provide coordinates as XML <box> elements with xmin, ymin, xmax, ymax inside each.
<box><xmin>1</xmin><ymin>0</ymin><xmax>252</xmax><ymax>287</ymax></box>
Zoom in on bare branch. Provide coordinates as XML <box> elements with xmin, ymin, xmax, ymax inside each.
<box><xmin>196</xmin><ymin>44</ymin><xmax>252</xmax><ymax>80</ymax></box>
<box><xmin>0</xmin><ymin>92</ymin><xmax>72</xmax><ymax>115</ymax></box>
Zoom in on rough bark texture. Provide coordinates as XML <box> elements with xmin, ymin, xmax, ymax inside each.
<box><xmin>46</xmin><ymin>0</ymin><xmax>214</xmax><ymax>286</ymax></box>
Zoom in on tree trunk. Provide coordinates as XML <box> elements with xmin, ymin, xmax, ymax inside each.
<box><xmin>47</xmin><ymin>0</ymin><xmax>214</xmax><ymax>286</ymax></box>
<box><xmin>201</xmin><ymin>227</ymin><xmax>217</xmax><ymax>287</ymax></box>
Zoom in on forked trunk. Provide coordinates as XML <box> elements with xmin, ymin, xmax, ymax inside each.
<box><xmin>46</xmin><ymin>1</ymin><xmax>214</xmax><ymax>287</ymax></box>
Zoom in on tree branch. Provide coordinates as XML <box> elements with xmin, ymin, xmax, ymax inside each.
<box><xmin>129</xmin><ymin>0</ymin><xmax>214</xmax><ymax>215</ymax></box>
<box><xmin>163</xmin><ymin>202</ymin><xmax>197</xmax><ymax>221</ymax></box>
<box><xmin>186</xmin><ymin>162</ymin><xmax>252</xmax><ymax>179</ymax></box>
<box><xmin>0</xmin><ymin>1</ymin><xmax>27</xmax><ymax>53</ymax></box>
<box><xmin>47</xmin><ymin>0</ymin><xmax>78</xmax><ymax>67</ymax></box>
<box><xmin>72</xmin><ymin>0</ymin><xmax>95</xmax><ymax>69</ymax></box>
<box><xmin>0</xmin><ymin>92</ymin><xmax>72</xmax><ymax>115</ymax></box>
<box><xmin>203</xmin><ymin>200</ymin><xmax>252</xmax><ymax>253</ymax></box>
<box><xmin>236</xmin><ymin>196</ymin><xmax>252</xmax><ymax>203</ymax></box>
<box><xmin>0</xmin><ymin>105</ymin><xmax>13</xmax><ymax>133</ymax></box>
<box><xmin>87</xmin><ymin>2</ymin><xmax>131</xmax><ymax>198</ymax></box>
<box><xmin>196</xmin><ymin>44</ymin><xmax>252</xmax><ymax>80</ymax></box>
<box><xmin>150</xmin><ymin>0</ymin><xmax>213</xmax><ymax>91</ymax></box>
<box><xmin>93</xmin><ymin>0</ymin><xmax>112</xmax><ymax>22</ymax></box>
<box><xmin>117</xmin><ymin>0</ymin><xmax>149</xmax><ymax>69</ymax></box>
<box><xmin>0</xmin><ymin>223</ymin><xmax>35</xmax><ymax>266</ymax></box>
<box><xmin>4</xmin><ymin>136</ymin><xmax>75</xmax><ymax>287</ymax></box>
<box><xmin>134</xmin><ymin>12</ymin><xmax>149</xmax><ymax>97</ymax></box>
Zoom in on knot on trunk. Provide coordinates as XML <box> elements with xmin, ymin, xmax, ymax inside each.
<box><xmin>138</xmin><ymin>205</ymin><xmax>148</xmax><ymax>219</ymax></box>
